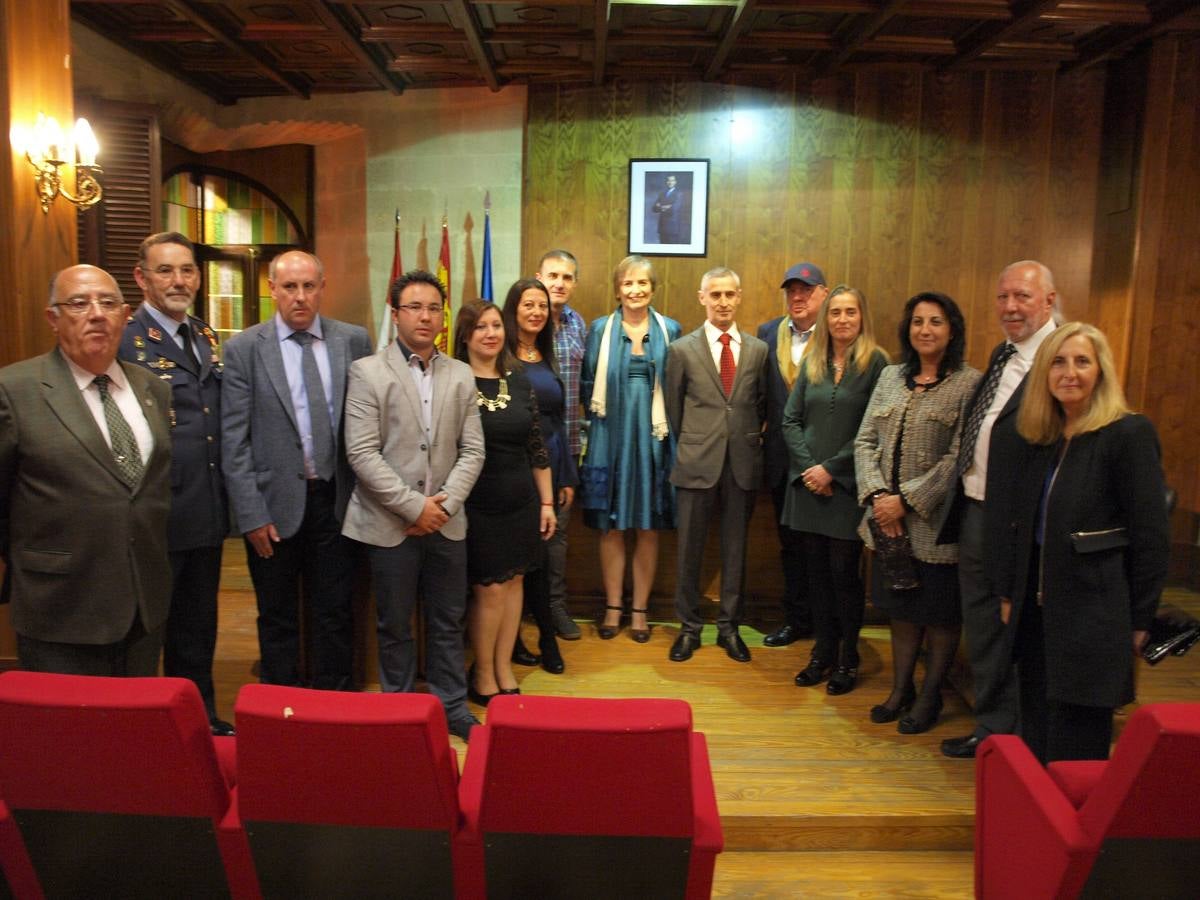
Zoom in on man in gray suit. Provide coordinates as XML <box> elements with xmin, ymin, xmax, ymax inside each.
<box><xmin>342</xmin><ymin>270</ymin><xmax>484</xmax><ymax>741</ymax></box>
<box><xmin>0</xmin><ymin>264</ymin><xmax>172</xmax><ymax>675</ymax></box>
<box><xmin>665</xmin><ymin>267</ymin><xmax>768</xmax><ymax>663</ymax></box>
<box><xmin>222</xmin><ymin>250</ymin><xmax>372</xmax><ymax>690</ymax></box>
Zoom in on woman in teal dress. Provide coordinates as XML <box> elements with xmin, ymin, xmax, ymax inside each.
<box><xmin>580</xmin><ymin>255</ymin><xmax>681</xmax><ymax>642</ymax></box>
<box><xmin>783</xmin><ymin>286</ymin><xmax>888</xmax><ymax>696</ymax></box>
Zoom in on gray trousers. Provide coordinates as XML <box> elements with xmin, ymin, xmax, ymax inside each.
<box><xmin>958</xmin><ymin>499</ymin><xmax>1019</xmax><ymax>737</ymax></box>
<box><xmin>673</xmin><ymin>465</ymin><xmax>756</xmax><ymax>638</ymax></box>
<box><xmin>368</xmin><ymin>534</ymin><xmax>469</xmax><ymax>722</ymax></box>
<box><xmin>546</xmin><ymin>503</ymin><xmax>570</xmax><ymax>605</ymax></box>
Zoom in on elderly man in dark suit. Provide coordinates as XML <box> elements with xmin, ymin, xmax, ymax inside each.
<box><xmin>120</xmin><ymin>232</ymin><xmax>233</xmax><ymax>734</ymax></box>
<box><xmin>756</xmin><ymin>261</ymin><xmax>827</xmax><ymax>647</ymax></box>
<box><xmin>222</xmin><ymin>250</ymin><xmax>372</xmax><ymax>690</ymax></box>
<box><xmin>666</xmin><ymin>267</ymin><xmax>768</xmax><ymax>663</ymax></box>
<box><xmin>0</xmin><ymin>264</ymin><xmax>172</xmax><ymax>675</ymax></box>
<box><xmin>936</xmin><ymin>259</ymin><xmax>1059</xmax><ymax>759</ymax></box>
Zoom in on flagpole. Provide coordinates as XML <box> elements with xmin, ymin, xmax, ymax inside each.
<box><xmin>376</xmin><ymin>208</ymin><xmax>402</xmax><ymax>352</ymax></box>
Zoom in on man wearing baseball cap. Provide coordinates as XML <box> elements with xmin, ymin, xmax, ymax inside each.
<box><xmin>757</xmin><ymin>262</ymin><xmax>828</xmax><ymax>647</ymax></box>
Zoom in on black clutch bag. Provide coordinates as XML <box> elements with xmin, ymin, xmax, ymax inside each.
<box><xmin>868</xmin><ymin>517</ymin><xmax>920</xmax><ymax>592</ymax></box>
<box><xmin>1142</xmin><ymin>605</ymin><xmax>1200</xmax><ymax>666</ymax></box>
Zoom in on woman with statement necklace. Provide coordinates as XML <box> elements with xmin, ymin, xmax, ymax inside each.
<box><xmin>782</xmin><ymin>286</ymin><xmax>888</xmax><ymax>697</ymax></box>
<box><xmin>454</xmin><ymin>299</ymin><xmax>555</xmax><ymax>706</ymax></box>
<box><xmin>854</xmin><ymin>292</ymin><xmax>980</xmax><ymax>735</ymax></box>
<box><xmin>580</xmin><ymin>256</ymin><xmax>682</xmax><ymax>642</ymax></box>
<box><xmin>997</xmin><ymin>323</ymin><xmax>1168</xmax><ymax>763</ymax></box>
<box><xmin>502</xmin><ymin>279</ymin><xmax>578</xmax><ymax>674</ymax></box>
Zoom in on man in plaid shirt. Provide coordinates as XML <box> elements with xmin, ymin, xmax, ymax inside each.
<box><xmin>536</xmin><ymin>249</ymin><xmax>587</xmax><ymax>639</ymax></box>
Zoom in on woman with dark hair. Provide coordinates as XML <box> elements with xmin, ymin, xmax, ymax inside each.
<box><xmin>501</xmin><ymin>279</ymin><xmax>579</xmax><ymax>674</ymax></box>
<box><xmin>453</xmin><ymin>299</ymin><xmax>555</xmax><ymax>705</ymax></box>
<box><xmin>783</xmin><ymin>285</ymin><xmax>888</xmax><ymax>695</ymax></box>
<box><xmin>580</xmin><ymin>255</ymin><xmax>682</xmax><ymax>641</ymax></box>
<box><xmin>854</xmin><ymin>292</ymin><xmax>980</xmax><ymax>733</ymax></box>
<box><xmin>998</xmin><ymin>322</ymin><xmax>1169</xmax><ymax>762</ymax></box>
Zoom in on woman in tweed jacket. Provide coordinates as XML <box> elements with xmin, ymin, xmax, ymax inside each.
<box><xmin>854</xmin><ymin>292</ymin><xmax>980</xmax><ymax>735</ymax></box>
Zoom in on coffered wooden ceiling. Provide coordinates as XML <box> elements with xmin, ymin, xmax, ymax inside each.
<box><xmin>71</xmin><ymin>0</ymin><xmax>1200</xmax><ymax>103</ymax></box>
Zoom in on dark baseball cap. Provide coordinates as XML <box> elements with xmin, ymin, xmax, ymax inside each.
<box><xmin>780</xmin><ymin>263</ymin><xmax>826</xmax><ymax>288</ymax></box>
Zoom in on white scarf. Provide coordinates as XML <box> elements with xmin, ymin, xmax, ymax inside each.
<box><xmin>590</xmin><ymin>310</ymin><xmax>670</xmax><ymax>440</ymax></box>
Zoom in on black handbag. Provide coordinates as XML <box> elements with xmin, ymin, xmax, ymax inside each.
<box><xmin>868</xmin><ymin>517</ymin><xmax>920</xmax><ymax>592</ymax></box>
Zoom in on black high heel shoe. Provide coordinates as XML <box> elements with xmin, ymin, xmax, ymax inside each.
<box><xmin>794</xmin><ymin>658</ymin><xmax>832</xmax><ymax>687</ymax></box>
<box><xmin>597</xmin><ymin>605</ymin><xmax>624</xmax><ymax>640</ymax></box>
<box><xmin>826</xmin><ymin>665</ymin><xmax>858</xmax><ymax>695</ymax></box>
<box><xmin>630</xmin><ymin>607</ymin><xmax>651</xmax><ymax>643</ymax></box>
<box><xmin>898</xmin><ymin>694</ymin><xmax>944</xmax><ymax>735</ymax></box>
<box><xmin>512</xmin><ymin>635</ymin><xmax>540</xmax><ymax>666</ymax></box>
<box><xmin>467</xmin><ymin>666</ymin><xmax>498</xmax><ymax>707</ymax></box>
<box><xmin>870</xmin><ymin>683</ymin><xmax>917</xmax><ymax>724</ymax></box>
<box><xmin>539</xmin><ymin>637</ymin><xmax>564</xmax><ymax>674</ymax></box>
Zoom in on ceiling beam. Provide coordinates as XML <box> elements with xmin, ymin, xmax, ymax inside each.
<box><xmin>158</xmin><ymin>0</ymin><xmax>308</xmax><ymax>97</ymax></box>
<box><xmin>361</xmin><ymin>25</ymin><xmax>463</xmax><ymax>42</ymax></box>
<box><xmin>821</xmin><ymin>0</ymin><xmax>912</xmax><ymax>76</ymax></box>
<box><xmin>705</xmin><ymin>0</ymin><xmax>759</xmax><ymax>79</ymax></box>
<box><xmin>1065</xmin><ymin>0</ymin><xmax>1200</xmax><ymax>72</ymax></box>
<box><xmin>593</xmin><ymin>0</ymin><xmax>610</xmax><ymax>85</ymax></box>
<box><xmin>945</xmin><ymin>0</ymin><xmax>1064</xmax><ymax>70</ymax></box>
<box><xmin>447</xmin><ymin>0</ymin><xmax>501</xmax><ymax>90</ymax></box>
<box><xmin>310</xmin><ymin>1</ymin><xmax>403</xmax><ymax>94</ymax></box>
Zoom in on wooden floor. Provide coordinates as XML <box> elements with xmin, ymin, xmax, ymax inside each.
<box><xmin>212</xmin><ymin>546</ymin><xmax>1200</xmax><ymax>899</ymax></box>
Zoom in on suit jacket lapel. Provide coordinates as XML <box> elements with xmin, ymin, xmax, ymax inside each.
<box><xmin>40</xmin><ymin>349</ymin><xmax>131</xmax><ymax>488</ymax></box>
<box><xmin>120</xmin><ymin>361</ymin><xmax>170</xmax><ymax>496</ymax></box>
<box><xmin>692</xmin><ymin>328</ymin><xmax>726</xmax><ymax>396</ymax></box>
<box><xmin>729</xmin><ymin>332</ymin><xmax>759</xmax><ymax>395</ymax></box>
<box><xmin>383</xmin><ymin>342</ymin><xmax>424</xmax><ymax>424</ymax></box>
<box><xmin>258</xmin><ymin>325</ymin><xmax>301</xmax><ymax>436</ymax></box>
<box><xmin>323</xmin><ymin>320</ymin><xmax>349</xmax><ymax>440</ymax></box>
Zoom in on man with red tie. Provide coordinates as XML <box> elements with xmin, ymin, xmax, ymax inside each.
<box><xmin>665</xmin><ymin>267</ymin><xmax>769</xmax><ymax>663</ymax></box>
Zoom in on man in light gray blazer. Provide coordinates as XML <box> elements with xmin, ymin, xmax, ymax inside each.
<box><xmin>665</xmin><ymin>267</ymin><xmax>768</xmax><ymax>664</ymax></box>
<box><xmin>342</xmin><ymin>270</ymin><xmax>484</xmax><ymax>741</ymax></box>
<box><xmin>222</xmin><ymin>250</ymin><xmax>372</xmax><ymax>690</ymax></box>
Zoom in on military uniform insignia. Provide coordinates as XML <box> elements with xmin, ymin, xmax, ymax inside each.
<box><xmin>147</xmin><ymin>327</ymin><xmax>163</xmax><ymax>342</ymax></box>
<box><xmin>133</xmin><ymin>335</ymin><xmax>145</xmax><ymax>349</ymax></box>
<box><xmin>136</xmin><ymin>351</ymin><xmax>147</xmax><ymax>361</ymax></box>
<box><xmin>152</xmin><ymin>358</ymin><xmax>177</xmax><ymax>370</ymax></box>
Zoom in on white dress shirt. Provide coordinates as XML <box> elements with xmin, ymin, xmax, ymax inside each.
<box><xmin>703</xmin><ymin>320</ymin><xmax>742</xmax><ymax>370</ymax></box>
<box><xmin>65</xmin><ymin>356</ymin><xmax>154</xmax><ymax>464</ymax></box>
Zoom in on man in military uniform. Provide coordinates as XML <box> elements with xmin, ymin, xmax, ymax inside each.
<box><xmin>120</xmin><ymin>231</ymin><xmax>232</xmax><ymax>735</ymax></box>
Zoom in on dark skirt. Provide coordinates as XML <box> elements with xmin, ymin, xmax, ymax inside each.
<box><xmin>465</xmin><ymin>494</ymin><xmax>539</xmax><ymax>586</ymax></box>
<box><xmin>870</xmin><ymin>556</ymin><xmax>962</xmax><ymax>626</ymax></box>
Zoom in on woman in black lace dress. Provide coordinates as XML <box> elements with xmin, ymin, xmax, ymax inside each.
<box><xmin>454</xmin><ymin>299</ymin><xmax>556</xmax><ymax>704</ymax></box>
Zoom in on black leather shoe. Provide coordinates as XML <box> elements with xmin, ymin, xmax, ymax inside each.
<box><xmin>468</xmin><ymin>683</ymin><xmax>497</xmax><ymax>707</ymax></box>
<box><xmin>869</xmin><ymin>684</ymin><xmax>917</xmax><ymax>724</ymax></box>
<box><xmin>448</xmin><ymin>715</ymin><xmax>480</xmax><ymax>742</ymax></box>
<box><xmin>512</xmin><ymin>637</ymin><xmax>540</xmax><ymax>666</ymax></box>
<box><xmin>539</xmin><ymin>638</ymin><xmax>565</xmax><ymax>675</ymax></box>
<box><xmin>597</xmin><ymin>605</ymin><xmax>624</xmax><ymax>640</ymax></box>
<box><xmin>794</xmin><ymin>658</ymin><xmax>832</xmax><ymax>687</ymax></box>
<box><xmin>669</xmin><ymin>633</ymin><xmax>700</xmax><ymax>662</ymax></box>
<box><xmin>629</xmin><ymin>608</ymin><xmax>651</xmax><ymax>643</ymax></box>
<box><xmin>763</xmin><ymin>623</ymin><xmax>810</xmax><ymax>647</ymax></box>
<box><xmin>716</xmin><ymin>632</ymin><xmax>751</xmax><ymax>663</ymax></box>
<box><xmin>898</xmin><ymin>695</ymin><xmax>944</xmax><ymax>735</ymax></box>
<box><xmin>826</xmin><ymin>666</ymin><xmax>858</xmax><ymax>695</ymax></box>
<box><xmin>210</xmin><ymin>718</ymin><xmax>236</xmax><ymax>737</ymax></box>
<box><xmin>940</xmin><ymin>732</ymin><xmax>985</xmax><ymax>759</ymax></box>
<box><xmin>498</xmin><ymin>687</ymin><xmax>521</xmax><ymax>695</ymax></box>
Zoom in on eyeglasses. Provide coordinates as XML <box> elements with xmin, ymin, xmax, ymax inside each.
<box><xmin>148</xmin><ymin>264</ymin><xmax>199</xmax><ymax>280</ymax></box>
<box><xmin>53</xmin><ymin>297</ymin><xmax>125</xmax><ymax>316</ymax></box>
<box><xmin>396</xmin><ymin>304</ymin><xmax>444</xmax><ymax>317</ymax></box>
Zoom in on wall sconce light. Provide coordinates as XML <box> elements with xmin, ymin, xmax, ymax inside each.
<box><xmin>10</xmin><ymin>113</ymin><xmax>103</xmax><ymax>214</ymax></box>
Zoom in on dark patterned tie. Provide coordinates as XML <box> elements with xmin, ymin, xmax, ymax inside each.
<box><xmin>718</xmin><ymin>332</ymin><xmax>736</xmax><ymax>396</ymax></box>
<box><xmin>958</xmin><ymin>343</ymin><xmax>1017</xmax><ymax>473</ymax></box>
<box><xmin>291</xmin><ymin>331</ymin><xmax>335</xmax><ymax>481</ymax></box>
<box><xmin>177</xmin><ymin>321</ymin><xmax>201</xmax><ymax>373</ymax></box>
<box><xmin>93</xmin><ymin>374</ymin><xmax>145</xmax><ymax>487</ymax></box>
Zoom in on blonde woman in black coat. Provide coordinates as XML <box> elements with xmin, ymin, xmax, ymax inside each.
<box><xmin>996</xmin><ymin>322</ymin><xmax>1170</xmax><ymax>763</ymax></box>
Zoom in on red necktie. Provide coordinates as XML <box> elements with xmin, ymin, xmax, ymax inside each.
<box><xmin>718</xmin><ymin>332</ymin><xmax>736</xmax><ymax>396</ymax></box>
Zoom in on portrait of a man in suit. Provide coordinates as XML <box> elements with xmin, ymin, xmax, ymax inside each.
<box><xmin>221</xmin><ymin>250</ymin><xmax>372</xmax><ymax>691</ymax></box>
<box><xmin>649</xmin><ymin>173</ymin><xmax>691</xmax><ymax>244</ymax></box>
<box><xmin>0</xmin><ymin>264</ymin><xmax>172</xmax><ymax>676</ymax></box>
<box><xmin>665</xmin><ymin>266</ymin><xmax>768</xmax><ymax>665</ymax></box>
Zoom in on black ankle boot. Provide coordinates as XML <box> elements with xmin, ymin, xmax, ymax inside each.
<box><xmin>539</xmin><ymin>637</ymin><xmax>564</xmax><ymax>674</ymax></box>
<box><xmin>512</xmin><ymin>635</ymin><xmax>540</xmax><ymax>667</ymax></box>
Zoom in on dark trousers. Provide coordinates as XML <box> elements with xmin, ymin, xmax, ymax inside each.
<box><xmin>770</xmin><ymin>480</ymin><xmax>810</xmax><ymax>629</ymax></box>
<box><xmin>674</xmin><ymin>464</ymin><xmax>757</xmax><ymax>638</ymax></box>
<box><xmin>367</xmin><ymin>533</ymin><xmax>469</xmax><ymax>722</ymax></box>
<box><xmin>165</xmin><ymin>544</ymin><xmax>223</xmax><ymax>719</ymax></box>
<box><xmin>17</xmin><ymin>616</ymin><xmax>163</xmax><ymax>677</ymax></box>
<box><xmin>958</xmin><ymin>499</ymin><xmax>1019</xmax><ymax>737</ymax></box>
<box><xmin>245</xmin><ymin>480</ymin><xmax>354</xmax><ymax>690</ymax></box>
<box><xmin>800</xmin><ymin>532</ymin><xmax>864</xmax><ymax>665</ymax></box>
<box><xmin>1015</xmin><ymin>598</ymin><xmax>1114</xmax><ymax>764</ymax></box>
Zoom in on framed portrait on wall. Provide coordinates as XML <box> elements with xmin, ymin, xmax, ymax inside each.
<box><xmin>628</xmin><ymin>159</ymin><xmax>709</xmax><ymax>257</ymax></box>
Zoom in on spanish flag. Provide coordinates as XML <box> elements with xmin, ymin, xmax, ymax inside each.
<box><xmin>436</xmin><ymin>216</ymin><xmax>451</xmax><ymax>352</ymax></box>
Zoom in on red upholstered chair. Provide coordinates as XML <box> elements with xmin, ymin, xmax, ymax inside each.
<box><xmin>0</xmin><ymin>671</ymin><xmax>257</xmax><ymax>899</ymax></box>
<box><xmin>1</xmin><ymin>797</ymin><xmax>42</xmax><ymax>900</ymax></box>
<box><xmin>457</xmin><ymin>695</ymin><xmax>724</xmax><ymax>899</ymax></box>
<box><xmin>975</xmin><ymin>703</ymin><xmax>1200</xmax><ymax>899</ymax></box>
<box><xmin>230</xmin><ymin>684</ymin><xmax>464</xmax><ymax>899</ymax></box>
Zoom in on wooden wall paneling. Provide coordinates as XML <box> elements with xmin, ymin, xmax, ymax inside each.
<box><xmin>520</xmin><ymin>83</ymin><xmax>555</xmax><ymax>278</ymax></box>
<box><xmin>844</xmin><ymin>72</ymin><xmax>877</xmax><ymax>304</ymax></box>
<box><xmin>799</xmin><ymin>77</ymin><xmax>847</xmax><ymax>285</ymax></box>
